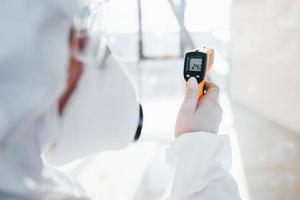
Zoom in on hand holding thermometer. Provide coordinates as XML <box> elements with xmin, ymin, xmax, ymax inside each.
<box><xmin>183</xmin><ymin>47</ymin><xmax>214</xmax><ymax>97</ymax></box>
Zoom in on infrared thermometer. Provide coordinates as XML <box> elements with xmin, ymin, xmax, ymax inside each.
<box><xmin>183</xmin><ymin>47</ymin><xmax>214</xmax><ymax>97</ymax></box>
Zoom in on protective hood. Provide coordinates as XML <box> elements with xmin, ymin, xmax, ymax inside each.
<box><xmin>0</xmin><ymin>0</ymin><xmax>78</xmax><ymax>146</ymax></box>
<box><xmin>44</xmin><ymin>48</ymin><xmax>141</xmax><ymax>165</ymax></box>
<box><xmin>0</xmin><ymin>0</ymin><xmax>83</xmax><ymax>197</ymax></box>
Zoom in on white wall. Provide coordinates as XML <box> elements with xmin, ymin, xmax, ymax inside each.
<box><xmin>230</xmin><ymin>0</ymin><xmax>300</xmax><ymax>133</ymax></box>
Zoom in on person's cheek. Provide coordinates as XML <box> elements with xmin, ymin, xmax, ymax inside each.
<box><xmin>59</xmin><ymin>60</ymin><xmax>83</xmax><ymax>114</ymax></box>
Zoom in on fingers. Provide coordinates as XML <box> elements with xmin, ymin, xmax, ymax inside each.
<box><xmin>182</xmin><ymin>77</ymin><xmax>199</xmax><ymax>113</ymax></box>
<box><xmin>204</xmin><ymin>81</ymin><xmax>220</xmax><ymax>99</ymax></box>
<box><xmin>181</xmin><ymin>79</ymin><xmax>220</xmax><ymax>114</ymax></box>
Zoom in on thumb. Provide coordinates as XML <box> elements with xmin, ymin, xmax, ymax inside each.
<box><xmin>182</xmin><ymin>77</ymin><xmax>199</xmax><ymax>113</ymax></box>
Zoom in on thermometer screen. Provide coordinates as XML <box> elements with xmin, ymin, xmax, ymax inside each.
<box><xmin>189</xmin><ymin>58</ymin><xmax>203</xmax><ymax>72</ymax></box>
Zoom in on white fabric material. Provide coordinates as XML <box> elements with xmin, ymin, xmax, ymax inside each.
<box><xmin>0</xmin><ymin>0</ymin><xmax>107</xmax><ymax>199</ymax></box>
<box><xmin>166</xmin><ymin>132</ymin><xmax>241</xmax><ymax>200</ymax></box>
<box><xmin>0</xmin><ymin>105</ymin><xmax>89</xmax><ymax>199</ymax></box>
<box><xmin>0</xmin><ymin>0</ymin><xmax>89</xmax><ymax>198</ymax></box>
<box><xmin>44</xmin><ymin>53</ymin><xmax>139</xmax><ymax>165</ymax></box>
<box><xmin>0</xmin><ymin>0</ymin><xmax>77</xmax><ymax>142</ymax></box>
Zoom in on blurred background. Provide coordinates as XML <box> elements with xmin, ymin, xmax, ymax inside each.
<box><xmin>60</xmin><ymin>0</ymin><xmax>300</xmax><ymax>199</ymax></box>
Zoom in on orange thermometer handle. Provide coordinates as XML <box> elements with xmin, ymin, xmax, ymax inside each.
<box><xmin>198</xmin><ymin>79</ymin><xmax>206</xmax><ymax>97</ymax></box>
<box><xmin>198</xmin><ymin>48</ymin><xmax>214</xmax><ymax>98</ymax></box>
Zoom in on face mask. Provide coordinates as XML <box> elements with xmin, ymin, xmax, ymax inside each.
<box><xmin>44</xmin><ymin>47</ymin><xmax>143</xmax><ymax>165</ymax></box>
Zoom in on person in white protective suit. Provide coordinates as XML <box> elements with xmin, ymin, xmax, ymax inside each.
<box><xmin>0</xmin><ymin>0</ymin><xmax>241</xmax><ymax>199</ymax></box>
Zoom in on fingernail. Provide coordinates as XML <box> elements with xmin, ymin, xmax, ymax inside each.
<box><xmin>187</xmin><ymin>77</ymin><xmax>198</xmax><ymax>89</ymax></box>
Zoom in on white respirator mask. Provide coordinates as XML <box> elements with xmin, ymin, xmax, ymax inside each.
<box><xmin>44</xmin><ymin>4</ymin><xmax>143</xmax><ymax>165</ymax></box>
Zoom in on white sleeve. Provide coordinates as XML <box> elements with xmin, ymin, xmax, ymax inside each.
<box><xmin>166</xmin><ymin>132</ymin><xmax>241</xmax><ymax>200</ymax></box>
